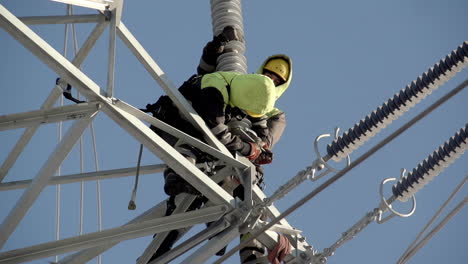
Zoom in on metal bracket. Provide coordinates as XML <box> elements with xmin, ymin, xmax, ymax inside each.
<box><xmin>254</xmin><ymin>220</ymin><xmax>302</xmax><ymax>236</ymax></box>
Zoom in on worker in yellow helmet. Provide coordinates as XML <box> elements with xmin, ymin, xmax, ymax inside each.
<box><xmin>141</xmin><ymin>26</ymin><xmax>292</xmax><ymax>263</ymax></box>
<box><xmin>256</xmin><ymin>54</ymin><xmax>292</xmax><ymax>148</ymax></box>
<box><xmin>197</xmin><ymin>26</ymin><xmax>292</xmax><ymax>150</ymax></box>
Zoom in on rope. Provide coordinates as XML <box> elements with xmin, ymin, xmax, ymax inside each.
<box><xmin>128</xmin><ymin>144</ymin><xmax>143</xmax><ymax>210</ymax></box>
<box><xmin>68</xmin><ymin>6</ymin><xmax>103</xmax><ymax>263</ymax></box>
<box><xmin>54</xmin><ymin>4</ymin><xmax>70</xmax><ymax>262</ymax></box>
<box><xmin>214</xmin><ymin>80</ymin><xmax>468</xmax><ymax>263</ymax></box>
<box><xmin>397</xmin><ymin>175</ymin><xmax>468</xmax><ymax>264</ymax></box>
<box><xmin>400</xmin><ymin>197</ymin><xmax>467</xmax><ymax>263</ymax></box>
<box><xmin>64</xmin><ymin>4</ymin><xmax>85</xmax><ymax>236</ymax></box>
<box><xmin>90</xmin><ymin>121</ymin><xmax>102</xmax><ymax>264</ymax></box>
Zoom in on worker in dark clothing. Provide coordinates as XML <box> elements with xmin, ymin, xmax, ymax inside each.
<box><xmin>196</xmin><ymin>27</ymin><xmax>293</xmax><ymax>263</ymax></box>
<box><xmin>141</xmin><ymin>26</ymin><xmax>292</xmax><ymax>263</ymax></box>
<box><xmin>197</xmin><ymin>26</ymin><xmax>293</xmax><ymax>151</ymax></box>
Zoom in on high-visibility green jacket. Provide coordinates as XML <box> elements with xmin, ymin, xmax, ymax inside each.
<box><xmin>180</xmin><ymin>72</ymin><xmax>276</xmax><ymax>155</ymax></box>
<box><xmin>195</xmin><ymin>43</ymin><xmax>293</xmax><ymax>149</ymax></box>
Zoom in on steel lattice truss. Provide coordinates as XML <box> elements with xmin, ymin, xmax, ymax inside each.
<box><xmin>2</xmin><ymin>2</ymin><xmax>467</xmax><ymax>264</ymax></box>
<box><xmin>0</xmin><ymin>2</ymin><xmax>314</xmax><ymax>263</ymax></box>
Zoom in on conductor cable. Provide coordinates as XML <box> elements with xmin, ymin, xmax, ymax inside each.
<box><xmin>214</xmin><ymin>79</ymin><xmax>467</xmax><ymax>263</ymax></box>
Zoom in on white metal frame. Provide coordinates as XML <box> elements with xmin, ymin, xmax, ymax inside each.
<box><xmin>0</xmin><ymin>3</ymin><xmax>312</xmax><ymax>263</ymax></box>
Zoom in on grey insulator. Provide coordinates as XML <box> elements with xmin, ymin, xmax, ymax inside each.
<box><xmin>327</xmin><ymin>41</ymin><xmax>468</xmax><ymax>162</ymax></box>
<box><xmin>392</xmin><ymin>124</ymin><xmax>468</xmax><ymax>202</ymax></box>
<box><xmin>210</xmin><ymin>0</ymin><xmax>247</xmax><ymax>73</ymax></box>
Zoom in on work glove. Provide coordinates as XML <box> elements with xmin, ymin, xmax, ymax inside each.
<box><xmin>254</xmin><ymin>145</ymin><xmax>273</xmax><ymax>165</ymax></box>
<box><xmin>246</xmin><ymin>142</ymin><xmax>274</xmax><ymax>165</ymax></box>
<box><xmin>246</xmin><ymin>142</ymin><xmax>262</xmax><ymax>161</ymax></box>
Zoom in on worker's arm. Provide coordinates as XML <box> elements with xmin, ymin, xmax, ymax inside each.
<box><xmin>195</xmin><ymin>87</ymin><xmax>251</xmax><ymax>156</ymax></box>
<box><xmin>266</xmin><ymin>111</ymin><xmax>286</xmax><ymax>149</ymax></box>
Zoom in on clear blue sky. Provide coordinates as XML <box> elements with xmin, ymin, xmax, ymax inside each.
<box><xmin>1</xmin><ymin>1</ymin><xmax>467</xmax><ymax>263</ymax></box>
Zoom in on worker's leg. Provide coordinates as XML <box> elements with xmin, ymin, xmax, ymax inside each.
<box><xmin>163</xmin><ymin>142</ymin><xmax>208</xmax><ymax>196</ymax></box>
<box><xmin>233</xmin><ymin>168</ymin><xmax>267</xmax><ymax>263</ymax></box>
<box><xmin>147</xmin><ymin>195</ymin><xmax>207</xmax><ymax>262</ymax></box>
<box><xmin>239</xmin><ymin>233</ymin><xmax>267</xmax><ymax>264</ymax></box>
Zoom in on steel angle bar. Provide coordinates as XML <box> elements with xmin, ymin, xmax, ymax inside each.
<box><xmin>179</xmin><ymin>224</ymin><xmax>240</xmax><ymax>264</ymax></box>
<box><xmin>0</xmin><ymin>102</ymin><xmax>100</xmax><ymax>131</ymax></box>
<box><xmin>152</xmin><ymin>219</ymin><xmax>231</xmax><ymax>264</ymax></box>
<box><xmin>106</xmin><ymin>9</ymin><xmax>117</xmax><ymax>97</ymax></box>
<box><xmin>0</xmin><ymin>164</ymin><xmax>166</xmax><ymax>191</ymax></box>
<box><xmin>244</xmin><ymin>185</ymin><xmax>312</xmax><ymax>257</ymax></box>
<box><xmin>253</xmin><ymin>184</ymin><xmax>306</xmax><ymax>240</ymax></box>
<box><xmin>0</xmin><ymin>115</ymin><xmax>96</xmax><ymax>249</ymax></box>
<box><xmin>139</xmin><ymin>165</ymin><xmax>238</xmax><ymax>264</ymax></box>
<box><xmin>59</xmin><ymin>167</ymin><xmax>236</xmax><ymax>264</ymax></box>
<box><xmin>71</xmin><ymin>21</ymin><xmax>108</xmax><ymax>67</ymax></box>
<box><xmin>116</xmin><ymin>23</ymin><xmax>231</xmax><ymax>154</ymax></box>
<box><xmin>137</xmin><ymin>194</ymin><xmax>198</xmax><ymax>264</ymax></box>
<box><xmin>115</xmin><ymin>100</ymin><xmax>247</xmax><ymax>169</ymax></box>
<box><xmin>103</xmin><ymin>104</ymin><xmax>235</xmax><ymax>206</ymax></box>
<box><xmin>0</xmin><ymin>4</ymin><xmax>234</xmax><ymax>206</ymax></box>
<box><xmin>0</xmin><ymin>87</ymin><xmax>62</xmax><ymax>182</ymax></box>
<box><xmin>0</xmin><ymin>20</ymin><xmax>107</xmax><ymax>182</ymax></box>
<box><xmin>0</xmin><ymin>4</ymin><xmax>102</xmax><ymax>99</ymax></box>
<box><xmin>51</xmin><ymin>0</ymin><xmax>110</xmax><ymax>11</ymax></box>
<box><xmin>58</xmin><ymin>195</ymin><xmax>187</xmax><ymax>264</ymax></box>
<box><xmin>111</xmin><ymin>0</ymin><xmax>124</xmax><ymax>26</ymax></box>
<box><xmin>0</xmin><ymin>204</ymin><xmax>228</xmax><ymax>264</ymax></box>
<box><xmin>19</xmin><ymin>14</ymin><xmax>105</xmax><ymax>25</ymax></box>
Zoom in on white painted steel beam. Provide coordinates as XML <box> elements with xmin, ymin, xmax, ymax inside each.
<box><xmin>72</xmin><ymin>166</ymin><xmax>234</xmax><ymax>264</ymax></box>
<box><xmin>0</xmin><ymin>4</ymin><xmax>311</xmax><ymax>261</ymax></box>
<box><xmin>0</xmin><ymin>4</ymin><xmax>102</xmax><ymax>99</ymax></box>
<box><xmin>111</xmin><ymin>0</ymin><xmax>124</xmax><ymax>26</ymax></box>
<box><xmin>20</xmin><ymin>14</ymin><xmax>105</xmax><ymax>25</ymax></box>
<box><xmin>116</xmin><ymin>100</ymin><xmax>247</xmax><ymax>169</ymax></box>
<box><xmin>151</xmin><ymin>219</ymin><xmax>230</xmax><ymax>264</ymax></box>
<box><xmin>106</xmin><ymin>9</ymin><xmax>116</xmax><ymax>97</ymax></box>
<box><xmin>51</xmin><ymin>0</ymin><xmax>112</xmax><ymax>11</ymax></box>
<box><xmin>0</xmin><ymin>164</ymin><xmax>166</xmax><ymax>191</ymax></box>
<box><xmin>180</xmin><ymin>224</ymin><xmax>240</xmax><ymax>264</ymax></box>
<box><xmin>116</xmin><ymin>23</ymin><xmax>231</xmax><ymax>155</ymax></box>
<box><xmin>0</xmin><ymin>87</ymin><xmax>62</xmax><ymax>182</ymax></box>
<box><xmin>0</xmin><ymin>102</ymin><xmax>100</xmax><ymax>131</ymax></box>
<box><xmin>137</xmin><ymin>194</ymin><xmax>198</xmax><ymax>264</ymax></box>
<box><xmin>252</xmin><ymin>184</ymin><xmax>311</xmax><ymax>255</ymax></box>
<box><xmin>103</xmin><ymin>105</ymin><xmax>235</xmax><ymax>205</ymax></box>
<box><xmin>58</xmin><ymin>194</ymin><xmax>193</xmax><ymax>264</ymax></box>
<box><xmin>0</xmin><ymin>4</ymin><xmax>235</xmax><ymax>205</ymax></box>
<box><xmin>0</xmin><ymin>21</ymin><xmax>107</xmax><ymax>182</ymax></box>
<box><xmin>0</xmin><ymin>205</ymin><xmax>228</xmax><ymax>264</ymax></box>
<box><xmin>0</xmin><ymin>115</ymin><xmax>96</xmax><ymax>249</ymax></box>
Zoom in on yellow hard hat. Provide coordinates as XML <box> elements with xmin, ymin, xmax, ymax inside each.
<box><xmin>263</xmin><ymin>58</ymin><xmax>290</xmax><ymax>82</ymax></box>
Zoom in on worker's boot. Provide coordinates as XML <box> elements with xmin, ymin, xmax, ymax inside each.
<box><xmin>163</xmin><ymin>169</ymin><xmax>200</xmax><ymax>196</ymax></box>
